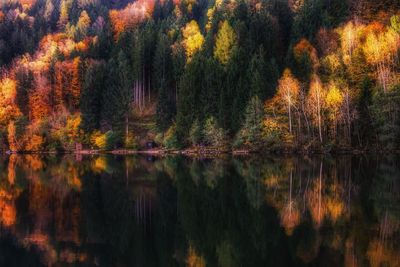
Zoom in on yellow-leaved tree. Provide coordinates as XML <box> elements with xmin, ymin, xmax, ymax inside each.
<box><xmin>325</xmin><ymin>82</ymin><xmax>343</xmax><ymax>138</ymax></box>
<box><xmin>0</xmin><ymin>78</ymin><xmax>20</xmax><ymax>125</ymax></box>
<box><xmin>214</xmin><ymin>20</ymin><xmax>237</xmax><ymax>65</ymax></box>
<box><xmin>182</xmin><ymin>20</ymin><xmax>204</xmax><ymax>62</ymax></box>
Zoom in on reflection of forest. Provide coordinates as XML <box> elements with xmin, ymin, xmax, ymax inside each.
<box><xmin>0</xmin><ymin>155</ymin><xmax>398</xmax><ymax>266</ymax></box>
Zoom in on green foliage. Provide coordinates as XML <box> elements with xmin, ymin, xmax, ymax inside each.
<box><xmin>203</xmin><ymin>117</ymin><xmax>228</xmax><ymax>147</ymax></box>
<box><xmin>163</xmin><ymin>124</ymin><xmax>179</xmax><ymax>149</ymax></box>
<box><xmin>102</xmin><ymin>51</ymin><xmax>133</xmax><ymax>134</ymax></box>
<box><xmin>154</xmin><ymin>32</ymin><xmax>175</xmax><ymax>132</ymax></box>
<box><xmin>189</xmin><ymin>119</ymin><xmax>202</xmax><ymax>146</ymax></box>
<box><xmin>370</xmin><ymin>85</ymin><xmax>400</xmax><ymax>150</ymax></box>
<box><xmin>80</xmin><ymin>62</ymin><xmax>105</xmax><ymax>132</ymax></box>
<box><xmin>235</xmin><ymin>96</ymin><xmax>265</xmax><ymax>148</ymax></box>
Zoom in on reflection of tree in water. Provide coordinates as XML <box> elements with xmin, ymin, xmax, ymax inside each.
<box><xmin>0</xmin><ymin>154</ymin><xmax>399</xmax><ymax>266</ymax></box>
<box><xmin>367</xmin><ymin>156</ymin><xmax>400</xmax><ymax>267</ymax></box>
<box><xmin>176</xmin><ymin>157</ymin><xmax>291</xmax><ymax>267</ymax></box>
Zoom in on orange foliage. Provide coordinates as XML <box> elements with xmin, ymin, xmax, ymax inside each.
<box><xmin>0</xmin><ymin>77</ymin><xmax>21</xmax><ymax>124</ymax></box>
<box><xmin>71</xmin><ymin>57</ymin><xmax>81</xmax><ymax>109</ymax></box>
<box><xmin>109</xmin><ymin>0</ymin><xmax>155</xmax><ymax>39</ymax></box>
<box><xmin>54</xmin><ymin>58</ymin><xmax>82</xmax><ymax>111</ymax></box>
<box><xmin>19</xmin><ymin>0</ymin><xmax>37</xmax><ymax>9</ymax></box>
<box><xmin>0</xmin><ymin>199</ymin><xmax>16</xmax><ymax>227</ymax></box>
<box><xmin>367</xmin><ymin>239</ymin><xmax>400</xmax><ymax>267</ymax></box>
<box><xmin>364</xmin><ymin>21</ymin><xmax>386</xmax><ymax>36</ymax></box>
<box><xmin>29</xmin><ymin>75</ymin><xmax>52</xmax><ymax>121</ymax></box>
<box><xmin>24</xmin><ymin>135</ymin><xmax>44</xmax><ymax>151</ymax></box>
<box><xmin>24</xmin><ymin>155</ymin><xmax>45</xmax><ymax>171</ymax></box>
<box><xmin>187</xmin><ymin>245</ymin><xmax>205</xmax><ymax>267</ymax></box>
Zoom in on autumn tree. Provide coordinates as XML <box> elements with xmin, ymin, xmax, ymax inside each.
<box><xmin>182</xmin><ymin>20</ymin><xmax>204</xmax><ymax>62</ymax></box>
<box><xmin>363</xmin><ymin>27</ymin><xmax>398</xmax><ymax>93</ymax></box>
<box><xmin>214</xmin><ymin>20</ymin><xmax>237</xmax><ymax>65</ymax></box>
<box><xmin>29</xmin><ymin>74</ymin><xmax>52</xmax><ymax>121</ymax></box>
<box><xmin>58</xmin><ymin>0</ymin><xmax>73</xmax><ymax>29</ymax></box>
<box><xmin>75</xmin><ymin>10</ymin><xmax>91</xmax><ymax>40</ymax></box>
<box><xmin>325</xmin><ymin>81</ymin><xmax>343</xmax><ymax>139</ymax></box>
<box><xmin>0</xmin><ymin>78</ymin><xmax>21</xmax><ymax>125</ymax></box>
<box><xmin>70</xmin><ymin>57</ymin><xmax>82</xmax><ymax>110</ymax></box>
<box><xmin>276</xmin><ymin>69</ymin><xmax>300</xmax><ymax>135</ymax></box>
<box><xmin>308</xmin><ymin>75</ymin><xmax>326</xmax><ymax>143</ymax></box>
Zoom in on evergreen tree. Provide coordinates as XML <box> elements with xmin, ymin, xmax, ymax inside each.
<box><xmin>154</xmin><ymin>31</ymin><xmax>175</xmax><ymax>132</ymax></box>
<box><xmin>102</xmin><ymin>51</ymin><xmax>133</xmax><ymax>139</ymax></box>
<box><xmin>176</xmin><ymin>54</ymin><xmax>204</xmax><ymax>144</ymax></box>
<box><xmin>80</xmin><ymin>62</ymin><xmax>106</xmax><ymax>132</ymax></box>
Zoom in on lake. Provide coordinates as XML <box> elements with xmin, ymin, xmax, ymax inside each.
<box><xmin>0</xmin><ymin>154</ymin><xmax>399</xmax><ymax>266</ymax></box>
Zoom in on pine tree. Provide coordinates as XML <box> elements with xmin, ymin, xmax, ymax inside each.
<box><xmin>214</xmin><ymin>20</ymin><xmax>237</xmax><ymax>65</ymax></box>
<box><xmin>176</xmin><ymin>54</ymin><xmax>204</xmax><ymax>144</ymax></box>
<box><xmin>102</xmin><ymin>51</ymin><xmax>133</xmax><ymax>139</ymax></box>
<box><xmin>81</xmin><ymin>62</ymin><xmax>106</xmax><ymax>132</ymax></box>
<box><xmin>154</xmin><ymin>31</ymin><xmax>175</xmax><ymax>131</ymax></box>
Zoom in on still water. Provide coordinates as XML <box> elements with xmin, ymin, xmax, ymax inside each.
<box><xmin>0</xmin><ymin>154</ymin><xmax>399</xmax><ymax>266</ymax></box>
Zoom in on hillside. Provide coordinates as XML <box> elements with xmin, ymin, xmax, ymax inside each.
<box><xmin>0</xmin><ymin>0</ymin><xmax>399</xmax><ymax>152</ymax></box>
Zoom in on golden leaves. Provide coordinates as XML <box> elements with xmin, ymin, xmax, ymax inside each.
<box><xmin>182</xmin><ymin>20</ymin><xmax>204</xmax><ymax>62</ymax></box>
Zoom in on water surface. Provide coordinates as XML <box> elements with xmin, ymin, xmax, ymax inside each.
<box><xmin>0</xmin><ymin>154</ymin><xmax>399</xmax><ymax>266</ymax></box>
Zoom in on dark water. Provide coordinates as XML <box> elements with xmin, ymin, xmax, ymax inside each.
<box><xmin>0</xmin><ymin>154</ymin><xmax>399</xmax><ymax>267</ymax></box>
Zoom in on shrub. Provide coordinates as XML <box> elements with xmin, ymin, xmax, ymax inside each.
<box><xmin>92</xmin><ymin>130</ymin><xmax>118</xmax><ymax>150</ymax></box>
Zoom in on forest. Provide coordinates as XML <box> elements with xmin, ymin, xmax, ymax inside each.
<box><xmin>0</xmin><ymin>0</ymin><xmax>399</xmax><ymax>152</ymax></box>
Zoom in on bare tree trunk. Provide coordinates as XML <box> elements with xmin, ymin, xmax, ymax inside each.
<box><xmin>318</xmin><ymin>160</ymin><xmax>323</xmax><ymax>223</ymax></box>
<box><xmin>317</xmin><ymin>95</ymin><xmax>323</xmax><ymax>143</ymax></box>
<box><xmin>289</xmin><ymin>102</ymin><xmax>292</xmax><ymax>134</ymax></box>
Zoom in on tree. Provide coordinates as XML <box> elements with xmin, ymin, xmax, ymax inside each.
<box><xmin>214</xmin><ymin>20</ymin><xmax>237</xmax><ymax>65</ymax></box>
<box><xmin>80</xmin><ymin>62</ymin><xmax>106</xmax><ymax>132</ymax></box>
<box><xmin>176</xmin><ymin>54</ymin><xmax>204</xmax><ymax>143</ymax></box>
<box><xmin>76</xmin><ymin>10</ymin><xmax>91</xmax><ymax>40</ymax></box>
<box><xmin>154</xmin><ymin>32</ymin><xmax>175</xmax><ymax>131</ymax></box>
<box><xmin>203</xmin><ymin>116</ymin><xmax>227</xmax><ymax>147</ymax></box>
<box><xmin>71</xmin><ymin>57</ymin><xmax>82</xmax><ymax>110</ymax></box>
<box><xmin>189</xmin><ymin>119</ymin><xmax>202</xmax><ymax>146</ymax></box>
<box><xmin>58</xmin><ymin>0</ymin><xmax>73</xmax><ymax>29</ymax></box>
<box><xmin>0</xmin><ymin>78</ymin><xmax>21</xmax><ymax>125</ymax></box>
<box><xmin>325</xmin><ymin>81</ymin><xmax>343</xmax><ymax>139</ymax></box>
<box><xmin>182</xmin><ymin>20</ymin><xmax>204</xmax><ymax>62</ymax></box>
<box><xmin>102</xmin><ymin>51</ymin><xmax>133</xmax><ymax>141</ymax></box>
<box><xmin>15</xmin><ymin>67</ymin><xmax>33</xmax><ymax>116</ymax></box>
<box><xmin>308</xmin><ymin>75</ymin><xmax>326</xmax><ymax>143</ymax></box>
<box><xmin>276</xmin><ymin>69</ymin><xmax>300</xmax><ymax>134</ymax></box>
<box><xmin>235</xmin><ymin>96</ymin><xmax>265</xmax><ymax>148</ymax></box>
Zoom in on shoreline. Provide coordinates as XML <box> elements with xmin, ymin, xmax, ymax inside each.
<box><xmin>2</xmin><ymin>147</ymin><xmax>400</xmax><ymax>156</ymax></box>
